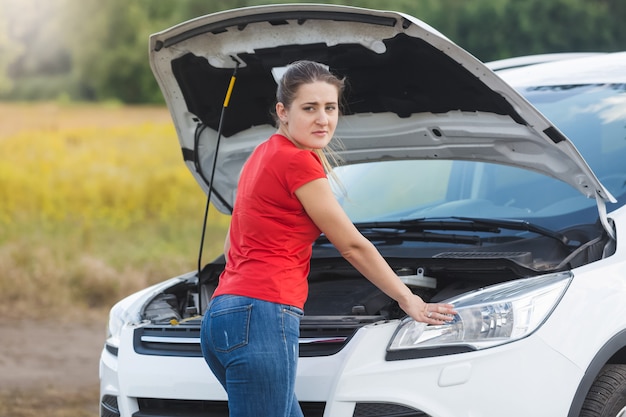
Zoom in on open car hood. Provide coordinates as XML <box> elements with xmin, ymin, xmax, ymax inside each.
<box><xmin>148</xmin><ymin>4</ymin><xmax>614</xmax><ymax>223</ymax></box>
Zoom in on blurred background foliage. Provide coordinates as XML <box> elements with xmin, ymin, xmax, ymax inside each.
<box><xmin>1</xmin><ymin>0</ymin><xmax>625</xmax><ymax>104</ymax></box>
<box><xmin>0</xmin><ymin>104</ymin><xmax>231</xmax><ymax>315</ymax></box>
<box><xmin>0</xmin><ymin>0</ymin><xmax>624</xmax><ymax>316</ymax></box>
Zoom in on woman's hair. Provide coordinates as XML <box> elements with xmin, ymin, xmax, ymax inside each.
<box><xmin>274</xmin><ymin>60</ymin><xmax>346</xmax><ymax>179</ymax></box>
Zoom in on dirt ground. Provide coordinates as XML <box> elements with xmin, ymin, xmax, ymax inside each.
<box><xmin>0</xmin><ymin>317</ymin><xmax>105</xmax><ymax>390</ymax></box>
<box><xmin>0</xmin><ymin>314</ymin><xmax>106</xmax><ymax>416</ymax></box>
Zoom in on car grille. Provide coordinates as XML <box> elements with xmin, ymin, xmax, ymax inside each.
<box><xmin>133</xmin><ymin>398</ymin><xmax>325</xmax><ymax>417</ymax></box>
<box><xmin>134</xmin><ymin>316</ymin><xmax>384</xmax><ymax>357</ymax></box>
<box><xmin>108</xmin><ymin>396</ymin><xmax>427</xmax><ymax>417</ymax></box>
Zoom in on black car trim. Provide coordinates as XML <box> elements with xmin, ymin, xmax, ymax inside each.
<box><xmin>543</xmin><ymin>126</ymin><xmax>567</xmax><ymax>144</ymax></box>
<box><xmin>155</xmin><ymin>11</ymin><xmax>398</xmax><ymax>50</ymax></box>
<box><xmin>353</xmin><ymin>402</ymin><xmax>429</xmax><ymax>417</ymax></box>
<box><xmin>386</xmin><ymin>345</ymin><xmax>475</xmax><ymax>361</ymax></box>
<box><xmin>105</xmin><ymin>343</ymin><xmax>119</xmax><ymax>357</ymax></box>
<box><xmin>134</xmin><ymin>398</ymin><xmax>326</xmax><ymax>417</ymax></box>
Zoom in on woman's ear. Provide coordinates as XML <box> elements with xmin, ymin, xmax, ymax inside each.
<box><xmin>276</xmin><ymin>102</ymin><xmax>288</xmax><ymax>124</ymax></box>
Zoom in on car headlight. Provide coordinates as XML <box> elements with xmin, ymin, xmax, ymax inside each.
<box><xmin>387</xmin><ymin>272</ymin><xmax>572</xmax><ymax>359</ymax></box>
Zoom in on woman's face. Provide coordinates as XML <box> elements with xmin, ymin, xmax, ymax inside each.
<box><xmin>276</xmin><ymin>80</ymin><xmax>339</xmax><ymax>150</ymax></box>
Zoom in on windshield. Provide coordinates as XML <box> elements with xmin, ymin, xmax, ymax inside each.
<box><xmin>334</xmin><ymin>159</ymin><xmax>589</xmax><ymax>227</ymax></box>
<box><xmin>333</xmin><ymin>83</ymin><xmax>626</xmax><ymax>227</ymax></box>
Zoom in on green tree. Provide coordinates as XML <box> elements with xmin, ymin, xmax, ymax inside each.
<box><xmin>63</xmin><ymin>0</ymin><xmax>155</xmax><ymax>102</ymax></box>
<box><xmin>497</xmin><ymin>0</ymin><xmax>613</xmax><ymax>59</ymax></box>
<box><xmin>0</xmin><ymin>1</ymin><xmax>19</xmax><ymax>94</ymax></box>
<box><xmin>61</xmin><ymin>0</ymin><xmax>266</xmax><ymax>103</ymax></box>
<box><xmin>0</xmin><ymin>0</ymin><xmax>73</xmax><ymax>99</ymax></box>
<box><xmin>1</xmin><ymin>0</ymin><xmax>624</xmax><ymax>103</ymax></box>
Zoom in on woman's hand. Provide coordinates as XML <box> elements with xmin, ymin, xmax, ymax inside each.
<box><xmin>399</xmin><ymin>294</ymin><xmax>457</xmax><ymax>325</ymax></box>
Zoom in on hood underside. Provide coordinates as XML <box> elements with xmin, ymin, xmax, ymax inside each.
<box><xmin>149</xmin><ymin>4</ymin><xmax>613</xmax><ymax>216</ymax></box>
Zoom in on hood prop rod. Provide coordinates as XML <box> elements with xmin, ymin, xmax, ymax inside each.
<box><xmin>197</xmin><ymin>59</ymin><xmax>239</xmax><ymax>316</ymax></box>
<box><xmin>596</xmin><ymin>194</ymin><xmax>616</xmax><ymax>241</ymax></box>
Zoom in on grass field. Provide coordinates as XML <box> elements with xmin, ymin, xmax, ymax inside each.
<box><xmin>0</xmin><ymin>102</ymin><xmax>230</xmax><ymax>318</ymax></box>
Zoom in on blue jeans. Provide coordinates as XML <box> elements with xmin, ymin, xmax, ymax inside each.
<box><xmin>200</xmin><ymin>295</ymin><xmax>304</xmax><ymax>417</ymax></box>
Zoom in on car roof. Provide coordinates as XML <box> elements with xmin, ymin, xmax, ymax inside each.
<box><xmin>486</xmin><ymin>52</ymin><xmax>606</xmax><ymax>72</ymax></box>
<box><xmin>496</xmin><ymin>51</ymin><xmax>626</xmax><ymax>86</ymax></box>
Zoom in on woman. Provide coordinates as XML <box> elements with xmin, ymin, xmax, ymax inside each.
<box><xmin>200</xmin><ymin>60</ymin><xmax>456</xmax><ymax>417</ymax></box>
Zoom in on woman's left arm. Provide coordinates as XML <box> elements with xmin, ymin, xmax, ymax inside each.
<box><xmin>296</xmin><ymin>178</ymin><xmax>456</xmax><ymax>324</ymax></box>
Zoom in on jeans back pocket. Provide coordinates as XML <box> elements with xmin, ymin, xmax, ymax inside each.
<box><xmin>209</xmin><ymin>304</ymin><xmax>252</xmax><ymax>353</ymax></box>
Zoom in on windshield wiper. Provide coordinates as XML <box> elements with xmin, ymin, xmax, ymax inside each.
<box><xmin>449</xmin><ymin>216</ymin><xmax>569</xmax><ymax>245</ymax></box>
<box><xmin>316</xmin><ymin>221</ymin><xmax>481</xmax><ymax>245</ymax></box>
<box><xmin>352</xmin><ymin>217</ymin><xmax>569</xmax><ymax>246</ymax></box>
<box><xmin>357</xmin><ymin>229</ymin><xmax>480</xmax><ymax>245</ymax></box>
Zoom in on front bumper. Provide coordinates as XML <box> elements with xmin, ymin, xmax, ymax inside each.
<box><xmin>100</xmin><ymin>318</ymin><xmax>581</xmax><ymax>417</ymax></box>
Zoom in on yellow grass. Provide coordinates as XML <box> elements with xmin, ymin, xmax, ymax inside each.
<box><xmin>0</xmin><ymin>103</ymin><xmax>230</xmax><ymax>318</ymax></box>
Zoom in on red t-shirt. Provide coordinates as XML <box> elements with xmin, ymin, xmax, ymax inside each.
<box><xmin>212</xmin><ymin>134</ymin><xmax>327</xmax><ymax>309</ymax></box>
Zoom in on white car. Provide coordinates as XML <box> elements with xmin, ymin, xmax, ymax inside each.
<box><xmin>485</xmin><ymin>52</ymin><xmax>605</xmax><ymax>71</ymax></box>
<box><xmin>99</xmin><ymin>4</ymin><xmax>626</xmax><ymax>417</ymax></box>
